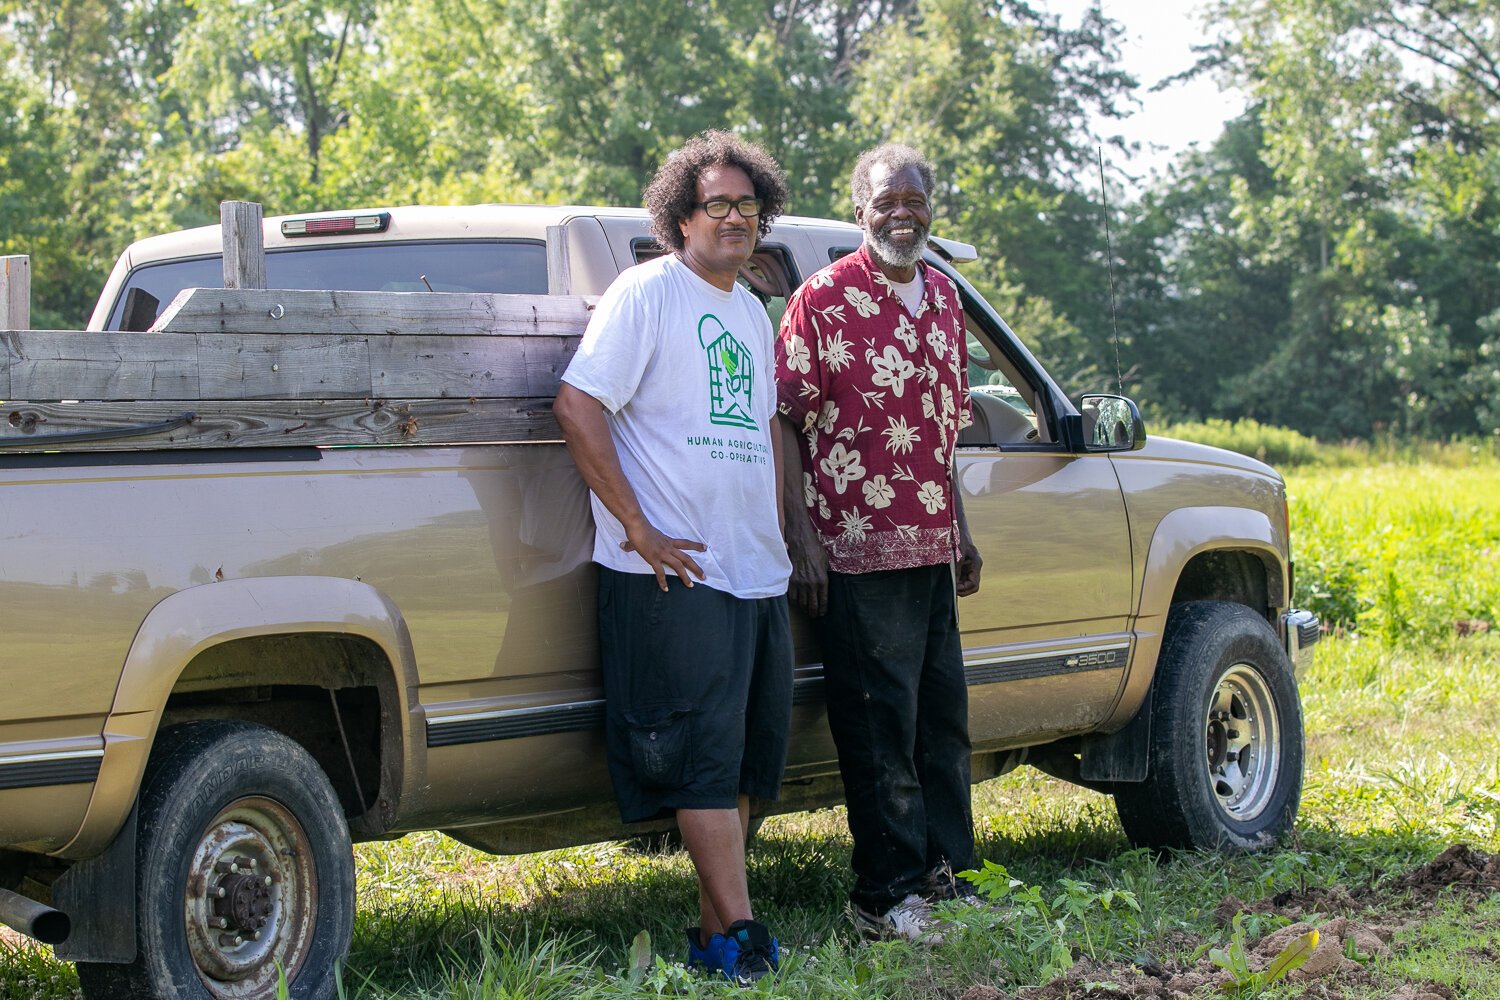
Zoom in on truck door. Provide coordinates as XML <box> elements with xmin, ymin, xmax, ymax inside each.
<box><xmin>949</xmin><ymin>284</ymin><xmax>1135</xmax><ymax>748</ymax></box>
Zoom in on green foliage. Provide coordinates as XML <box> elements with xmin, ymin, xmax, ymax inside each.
<box><xmin>955</xmin><ymin>860</ymin><xmax>1142</xmax><ymax>978</ymax></box>
<box><xmin>1125</xmin><ymin>0</ymin><xmax>1500</xmax><ymax>440</ymax></box>
<box><xmin>1288</xmin><ymin>464</ymin><xmax>1500</xmax><ymax>643</ymax></box>
<box><xmin>1160</xmin><ymin>418</ymin><xmax>1325</xmax><ymax>467</ymax></box>
<box><xmin>1209</xmin><ymin>913</ymin><xmax>1317</xmax><ymax>998</ymax></box>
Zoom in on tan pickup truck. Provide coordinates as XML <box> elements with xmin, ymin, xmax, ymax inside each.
<box><xmin>0</xmin><ymin>204</ymin><xmax>1320</xmax><ymax>999</ymax></box>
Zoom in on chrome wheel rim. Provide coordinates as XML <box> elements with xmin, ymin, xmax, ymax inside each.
<box><xmin>1204</xmin><ymin>663</ymin><xmax>1281</xmax><ymax>822</ymax></box>
<box><xmin>184</xmin><ymin>796</ymin><xmax>316</xmax><ymax>998</ymax></box>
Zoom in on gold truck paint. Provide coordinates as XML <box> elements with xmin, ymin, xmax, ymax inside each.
<box><xmin>57</xmin><ymin>575</ymin><xmax>422</xmax><ymax>860</ymax></box>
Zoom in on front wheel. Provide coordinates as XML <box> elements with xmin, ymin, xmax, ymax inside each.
<box><xmin>1113</xmin><ymin>601</ymin><xmax>1304</xmax><ymax>852</ymax></box>
<box><xmin>76</xmin><ymin>721</ymin><xmax>354</xmax><ymax>999</ymax></box>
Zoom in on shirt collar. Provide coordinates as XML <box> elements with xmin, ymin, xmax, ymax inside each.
<box><xmin>855</xmin><ymin>243</ymin><xmax>928</xmax><ymax>314</ymax></box>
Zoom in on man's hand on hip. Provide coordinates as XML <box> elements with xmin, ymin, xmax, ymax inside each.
<box><xmin>621</xmin><ymin>522</ymin><xmax>707</xmax><ymax>592</ymax></box>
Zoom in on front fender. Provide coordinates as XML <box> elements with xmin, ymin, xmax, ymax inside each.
<box><xmin>55</xmin><ymin>576</ymin><xmax>422</xmax><ymax>860</ymax></box>
<box><xmin>1105</xmin><ymin>506</ymin><xmax>1284</xmax><ymax>730</ymax></box>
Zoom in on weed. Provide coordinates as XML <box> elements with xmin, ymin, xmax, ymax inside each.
<box><xmin>1209</xmin><ymin>914</ymin><xmax>1318</xmax><ymax>998</ymax></box>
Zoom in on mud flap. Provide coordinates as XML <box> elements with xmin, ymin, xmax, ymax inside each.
<box><xmin>1079</xmin><ymin>680</ymin><xmax>1153</xmax><ymax>783</ymax></box>
<box><xmin>52</xmin><ymin>803</ymin><xmax>137</xmax><ymax>963</ymax></box>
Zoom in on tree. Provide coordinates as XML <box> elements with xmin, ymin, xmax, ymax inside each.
<box><xmin>848</xmin><ymin>0</ymin><xmax>1137</xmax><ymax>394</ymax></box>
<box><xmin>1133</xmin><ymin>0</ymin><xmax>1500</xmax><ymax>437</ymax></box>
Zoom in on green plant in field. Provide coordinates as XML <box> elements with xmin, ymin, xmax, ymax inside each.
<box><xmin>955</xmin><ymin>861</ymin><xmax>1141</xmax><ymax>978</ymax></box>
<box><xmin>956</xmin><ymin>861</ymin><xmax>1072</xmax><ymax>978</ymax></box>
<box><xmin>1209</xmin><ymin>914</ymin><xmax>1318</xmax><ymax>998</ymax></box>
<box><xmin>1053</xmin><ymin>878</ymin><xmax>1143</xmax><ymax>959</ymax></box>
<box><xmin>624</xmin><ymin>929</ymin><xmax>651</xmax><ymax>986</ymax></box>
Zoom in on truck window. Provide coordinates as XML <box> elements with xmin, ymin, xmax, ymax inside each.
<box><xmin>631</xmin><ymin>239</ymin><xmax>798</xmax><ymax>330</ymax></box>
<box><xmin>105</xmin><ymin>240</ymin><xmax>547</xmax><ymax>330</ymax></box>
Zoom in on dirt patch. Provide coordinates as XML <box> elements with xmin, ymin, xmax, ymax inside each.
<box><xmin>1224</xmin><ymin>842</ymin><xmax>1500</xmax><ymax>924</ymax></box>
<box><xmin>974</xmin><ymin>844</ymin><xmax>1495</xmax><ymax>1000</ymax></box>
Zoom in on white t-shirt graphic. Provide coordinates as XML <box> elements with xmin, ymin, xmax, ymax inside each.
<box><xmin>561</xmin><ymin>254</ymin><xmax>791</xmax><ymax>599</ymax></box>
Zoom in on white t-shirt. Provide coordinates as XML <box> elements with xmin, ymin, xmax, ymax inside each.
<box><xmin>561</xmin><ymin>254</ymin><xmax>791</xmax><ymax>599</ymax></box>
<box><xmin>889</xmin><ymin>271</ymin><xmax>925</xmax><ymax>316</ymax></box>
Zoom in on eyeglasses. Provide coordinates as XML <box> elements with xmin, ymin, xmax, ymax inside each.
<box><xmin>694</xmin><ymin>198</ymin><xmax>763</xmax><ymax>219</ymax></box>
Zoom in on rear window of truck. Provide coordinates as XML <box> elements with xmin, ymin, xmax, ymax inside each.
<box><xmin>105</xmin><ymin>239</ymin><xmax>548</xmax><ymax>330</ymax></box>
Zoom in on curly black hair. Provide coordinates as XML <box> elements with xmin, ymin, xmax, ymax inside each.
<box><xmin>850</xmin><ymin>143</ymin><xmax>935</xmax><ymax>209</ymax></box>
<box><xmin>642</xmin><ymin>130</ymin><xmax>789</xmax><ymax>253</ymax></box>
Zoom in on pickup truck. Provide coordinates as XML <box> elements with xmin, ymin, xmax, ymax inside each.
<box><xmin>0</xmin><ymin>203</ymin><xmax>1320</xmax><ymax>1000</ymax></box>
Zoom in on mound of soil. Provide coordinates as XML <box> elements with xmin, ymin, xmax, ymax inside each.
<box><xmin>963</xmin><ymin>844</ymin><xmax>1495</xmax><ymax>1000</ymax></box>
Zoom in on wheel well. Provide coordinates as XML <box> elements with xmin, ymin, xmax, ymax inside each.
<box><xmin>162</xmin><ymin>634</ymin><xmax>394</xmax><ymax>828</ymax></box>
<box><xmin>1170</xmin><ymin>549</ymin><xmax>1282</xmax><ymax>619</ymax></box>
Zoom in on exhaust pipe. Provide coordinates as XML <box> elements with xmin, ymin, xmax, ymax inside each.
<box><xmin>0</xmin><ymin>887</ymin><xmax>69</xmax><ymax>945</ymax></box>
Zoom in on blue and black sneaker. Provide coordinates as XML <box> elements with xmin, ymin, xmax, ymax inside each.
<box><xmin>724</xmin><ymin>918</ymin><xmax>779</xmax><ymax>986</ymax></box>
<box><xmin>685</xmin><ymin>926</ymin><xmax>733</xmax><ymax>974</ymax></box>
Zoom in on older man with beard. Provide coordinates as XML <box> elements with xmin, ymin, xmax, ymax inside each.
<box><xmin>774</xmin><ymin>143</ymin><xmax>983</xmax><ymax>943</ymax></box>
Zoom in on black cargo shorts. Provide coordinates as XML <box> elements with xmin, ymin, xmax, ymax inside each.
<box><xmin>597</xmin><ymin>567</ymin><xmax>793</xmax><ymax>823</ymax></box>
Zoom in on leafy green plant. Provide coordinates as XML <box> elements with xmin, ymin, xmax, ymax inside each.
<box><xmin>956</xmin><ymin>861</ymin><xmax>1142</xmax><ymax>977</ymax></box>
<box><xmin>624</xmin><ymin>929</ymin><xmax>651</xmax><ymax>987</ymax></box>
<box><xmin>1209</xmin><ymin>914</ymin><xmax>1318</xmax><ymax>998</ymax></box>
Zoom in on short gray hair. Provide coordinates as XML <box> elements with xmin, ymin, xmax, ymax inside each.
<box><xmin>850</xmin><ymin>144</ymin><xmax>935</xmax><ymax>209</ymax></box>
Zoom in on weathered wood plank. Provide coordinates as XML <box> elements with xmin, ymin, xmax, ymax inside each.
<box><xmin>368</xmin><ymin>335</ymin><xmax>529</xmax><ymax>398</ymax></box>
<box><xmin>0</xmin><ymin>328</ymin><xmax>12</xmax><ymax>399</ymax></box>
<box><xmin>196</xmin><ymin>333</ymin><xmax>372</xmax><ymax>399</ymax></box>
<box><xmin>545</xmin><ymin>224</ymin><xmax>572</xmax><ymax>296</ymax></box>
<box><xmin>0</xmin><ymin>331</ymin><xmax>581</xmax><ymax>402</ymax></box>
<box><xmin>221</xmin><ymin>201</ymin><xmax>266</xmax><ymax>290</ymax></box>
<box><xmin>523</xmin><ymin>336</ymin><xmax>578</xmax><ymax>396</ymax></box>
<box><xmin>0</xmin><ymin>398</ymin><xmax>560</xmax><ymax>452</ymax></box>
<box><xmin>150</xmin><ymin>288</ymin><xmax>595</xmax><ymax>337</ymax></box>
<box><xmin>1</xmin><ymin>255</ymin><xmax>30</xmax><ymax>333</ymax></box>
<box><xmin>3</xmin><ymin>330</ymin><xmax>199</xmax><ymax>399</ymax></box>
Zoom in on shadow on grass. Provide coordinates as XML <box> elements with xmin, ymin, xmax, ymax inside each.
<box><xmin>346</xmin><ymin>825</ymin><xmax>859</xmax><ymax>993</ymax></box>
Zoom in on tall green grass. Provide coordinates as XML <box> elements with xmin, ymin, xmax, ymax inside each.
<box><xmin>1161</xmin><ymin>417</ymin><xmax>1500</xmax><ymax>469</ymax></box>
<box><xmin>1288</xmin><ymin>465</ymin><xmax>1500</xmax><ymax>644</ymax></box>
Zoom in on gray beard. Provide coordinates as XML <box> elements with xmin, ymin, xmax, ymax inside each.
<box><xmin>866</xmin><ymin>220</ymin><xmax>928</xmax><ymax>270</ymax></box>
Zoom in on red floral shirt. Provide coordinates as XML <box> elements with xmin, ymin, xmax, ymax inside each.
<box><xmin>775</xmin><ymin>245</ymin><xmax>971</xmax><ymax>573</ymax></box>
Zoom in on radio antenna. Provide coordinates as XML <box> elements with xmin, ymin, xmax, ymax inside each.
<box><xmin>1098</xmin><ymin>146</ymin><xmax>1124</xmax><ymax>395</ymax></box>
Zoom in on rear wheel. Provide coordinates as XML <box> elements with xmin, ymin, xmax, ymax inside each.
<box><xmin>76</xmin><ymin>721</ymin><xmax>354</xmax><ymax>999</ymax></box>
<box><xmin>1113</xmin><ymin>601</ymin><xmax>1304</xmax><ymax>852</ymax></box>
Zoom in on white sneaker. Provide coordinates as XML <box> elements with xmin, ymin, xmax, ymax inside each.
<box><xmin>851</xmin><ymin>893</ymin><xmax>947</xmax><ymax>944</ymax></box>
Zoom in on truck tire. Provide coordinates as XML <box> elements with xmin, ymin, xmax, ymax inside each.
<box><xmin>1113</xmin><ymin>601</ymin><xmax>1303</xmax><ymax>852</ymax></box>
<box><xmin>75</xmin><ymin>721</ymin><xmax>354</xmax><ymax>1000</ymax></box>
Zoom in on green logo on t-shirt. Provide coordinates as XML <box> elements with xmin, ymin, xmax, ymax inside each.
<box><xmin>698</xmin><ymin>314</ymin><xmax>756</xmax><ymax>429</ymax></box>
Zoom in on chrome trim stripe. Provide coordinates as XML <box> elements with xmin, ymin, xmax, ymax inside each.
<box><xmin>427</xmin><ymin>702</ymin><xmax>603</xmax><ymax>747</ymax></box>
<box><xmin>965</xmin><ymin>644</ymin><xmax>1128</xmax><ymax>686</ymax></box>
<box><xmin>964</xmin><ymin>641</ymin><xmax>1130</xmax><ymax>668</ymax></box>
<box><xmin>0</xmin><ymin>748</ymin><xmax>104</xmax><ymax>766</ymax></box>
<box><xmin>424</xmin><ymin>642</ymin><xmax>1130</xmax><ymax>748</ymax></box>
<box><xmin>0</xmin><ymin>753</ymin><xmax>103</xmax><ymax>791</ymax></box>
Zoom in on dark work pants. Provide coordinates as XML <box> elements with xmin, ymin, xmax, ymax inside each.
<box><xmin>816</xmin><ymin>563</ymin><xmax>974</xmax><ymax>913</ymax></box>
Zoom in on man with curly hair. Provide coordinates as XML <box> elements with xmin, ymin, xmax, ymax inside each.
<box><xmin>775</xmin><ymin>143</ymin><xmax>983</xmax><ymax>944</ymax></box>
<box><xmin>554</xmin><ymin>130</ymin><xmax>792</xmax><ymax>985</ymax></box>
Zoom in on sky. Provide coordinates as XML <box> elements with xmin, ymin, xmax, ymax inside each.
<box><xmin>1041</xmin><ymin>0</ymin><xmax>1248</xmax><ymax>185</ymax></box>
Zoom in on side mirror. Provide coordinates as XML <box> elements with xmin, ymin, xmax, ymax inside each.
<box><xmin>1079</xmin><ymin>394</ymin><xmax>1146</xmax><ymax>452</ymax></box>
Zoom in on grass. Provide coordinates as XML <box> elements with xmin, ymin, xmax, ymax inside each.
<box><xmin>5</xmin><ymin>453</ymin><xmax>1499</xmax><ymax>998</ymax></box>
<box><xmin>1160</xmin><ymin>417</ymin><xmax>1500</xmax><ymax>470</ymax></box>
<box><xmin>1290</xmin><ymin>464</ymin><xmax>1500</xmax><ymax>645</ymax></box>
